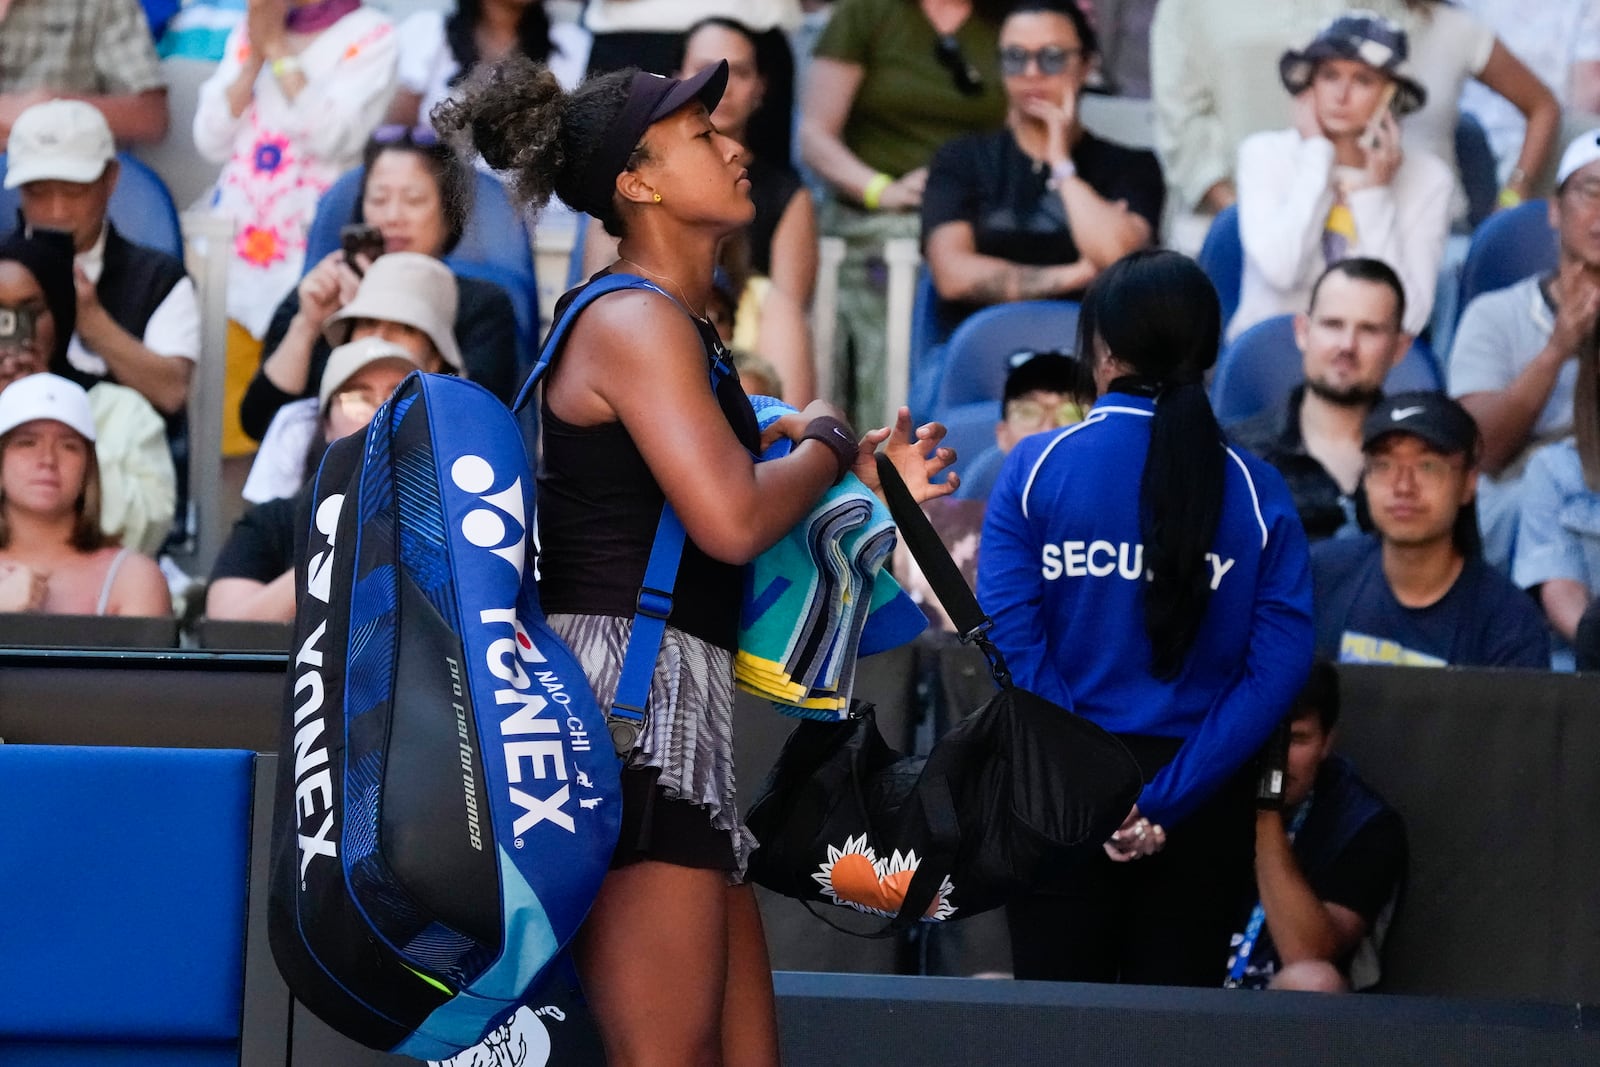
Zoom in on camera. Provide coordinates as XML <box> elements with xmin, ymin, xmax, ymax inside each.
<box><xmin>0</xmin><ymin>305</ymin><xmax>38</xmax><ymax>347</ymax></box>
<box><xmin>339</xmin><ymin>223</ymin><xmax>385</xmax><ymax>275</ymax></box>
<box><xmin>1254</xmin><ymin>719</ymin><xmax>1291</xmax><ymax>810</ymax></box>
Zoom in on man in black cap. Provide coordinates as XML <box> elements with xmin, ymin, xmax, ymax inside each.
<box><xmin>1310</xmin><ymin>391</ymin><xmax>1549</xmax><ymax>667</ymax></box>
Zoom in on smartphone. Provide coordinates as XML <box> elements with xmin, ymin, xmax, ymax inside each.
<box><xmin>1254</xmin><ymin>719</ymin><xmax>1291</xmax><ymax>810</ymax></box>
<box><xmin>339</xmin><ymin>223</ymin><xmax>385</xmax><ymax>275</ymax></box>
<box><xmin>1362</xmin><ymin>83</ymin><xmax>1399</xmax><ymax>151</ymax></box>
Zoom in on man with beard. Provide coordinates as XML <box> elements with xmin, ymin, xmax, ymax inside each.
<box><xmin>1310</xmin><ymin>392</ymin><xmax>1549</xmax><ymax>667</ymax></box>
<box><xmin>1229</xmin><ymin>258</ymin><xmax>1409</xmax><ymax>542</ymax></box>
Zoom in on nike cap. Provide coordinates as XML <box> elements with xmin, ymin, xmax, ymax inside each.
<box><xmin>1362</xmin><ymin>391</ymin><xmax>1479</xmax><ymax>458</ymax></box>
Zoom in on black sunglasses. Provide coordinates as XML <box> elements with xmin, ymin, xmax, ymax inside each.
<box><xmin>935</xmin><ymin>35</ymin><xmax>985</xmax><ymax>97</ymax></box>
<box><xmin>999</xmin><ymin>45</ymin><xmax>1081</xmax><ymax>77</ymax></box>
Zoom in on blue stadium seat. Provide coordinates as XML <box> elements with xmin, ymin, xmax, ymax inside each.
<box><xmin>0</xmin><ymin>151</ymin><xmax>183</xmax><ymax>259</ymax></box>
<box><xmin>303</xmin><ymin>166</ymin><xmax>536</xmax><ymax>282</ymax></box>
<box><xmin>1211</xmin><ymin>313</ymin><xmax>1444</xmax><ymax>425</ymax></box>
<box><xmin>1457</xmin><ymin>198</ymin><xmax>1557</xmax><ymax>315</ymax></box>
<box><xmin>1455</xmin><ymin>112</ymin><xmax>1498</xmax><ymax>230</ymax></box>
<box><xmin>930</xmin><ymin>300</ymin><xmax>1081</xmax><ymax>414</ymax></box>
<box><xmin>933</xmin><ymin>401</ymin><xmax>1004</xmax><ymax>485</ymax></box>
<box><xmin>447</xmin><ymin>257</ymin><xmax>538</xmax><ymax>375</ymax></box>
<box><xmin>1197</xmin><ymin>204</ymin><xmax>1242</xmax><ymax>328</ymax></box>
<box><xmin>0</xmin><ymin>745</ymin><xmax>255</xmax><ymax>1065</ymax></box>
<box><xmin>954</xmin><ymin>442</ymin><xmax>1006</xmax><ymax>502</ymax></box>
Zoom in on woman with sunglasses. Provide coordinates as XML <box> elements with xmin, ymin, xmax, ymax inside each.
<box><xmin>194</xmin><ymin>0</ymin><xmax>398</xmax><ymax>456</ymax></box>
<box><xmin>236</xmin><ymin>127</ymin><xmax>519</xmax><ymax>443</ymax></box>
<box><xmin>207</xmin><ymin>337</ymin><xmax>419</xmax><ymax>623</ymax></box>
<box><xmin>436</xmin><ymin>53</ymin><xmax>955</xmax><ymax>1063</ymax></box>
<box><xmin>801</xmin><ymin>0</ymin><xmax>1008</xmax><ymax>429</ymax></box>
<box><xmin>922</xmin><ymin>1</ymin><xmax>1163</xmax><ymax>321</ymax></box>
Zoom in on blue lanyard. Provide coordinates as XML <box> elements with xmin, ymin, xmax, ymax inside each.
<box><xmin>1224</xmin><ymin>795</ymin><xmax>1312</xmax><ymax>987</ymax></box>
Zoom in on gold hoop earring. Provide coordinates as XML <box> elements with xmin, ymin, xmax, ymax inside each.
<box><xmin>653</xmin><ymin>192</ymin><xmax>662</xmax><ymax>203</ymax></box>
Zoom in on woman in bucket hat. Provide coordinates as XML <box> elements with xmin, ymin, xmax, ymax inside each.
<box><xmin>1232</xmin><ymin>10</ymin><xmax>1453</xmax><ymax>340</ymax></box>
<box><xmin>437</xmin><ymin>55</ymin><xmax>955</xmax><ymax>1063</ymax></box>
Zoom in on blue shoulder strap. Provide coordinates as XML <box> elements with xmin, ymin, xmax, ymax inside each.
<box><xmin>519</xmin><ymin>273</ymin><xmax>727</xmax><ymax>758</ymax></box>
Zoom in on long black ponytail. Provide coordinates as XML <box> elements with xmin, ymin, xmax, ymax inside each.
<box><xmin>1078</xmin><ymin>250</ymin><xmax>1225</xmax><ymax>679</ymax></box>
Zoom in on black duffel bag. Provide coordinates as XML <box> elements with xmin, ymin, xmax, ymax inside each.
<box><xmin>745</xmin><ymin>455</ymin><xmax>1143</xmax><ymax>930</ymax></box>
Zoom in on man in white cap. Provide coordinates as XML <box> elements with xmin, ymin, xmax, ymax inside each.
<box><xmin>1450</xmin><ymin>128</ymin><xmax>1600</xmax><ymax>568</ymax></box>
<box><xmin>0</xmin><ymin>0</ymin><xmax>168</xmax><ymax>149</ymax></box>
<box><xmin>4</xmin><ymin>99</ymin><xmax>199</xmax><ymax>420</ymax></box>
<box><xmin>207</xmin><ymin>336</ymin><xmax>421</xmax><ymax>623</ymax></box>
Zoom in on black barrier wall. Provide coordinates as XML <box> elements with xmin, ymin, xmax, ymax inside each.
<box><xmin>6</xmin><ymin>646</ymin><xmax>1600</xmax><ymax>1012</ymax></box>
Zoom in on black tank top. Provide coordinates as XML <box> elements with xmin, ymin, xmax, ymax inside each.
<box><xmin>536</xmin><ymin>282</ymin><xmax>760</xmax><ymax>652</ymax></box>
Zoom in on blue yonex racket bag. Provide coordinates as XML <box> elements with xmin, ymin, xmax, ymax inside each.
<box><xmin>269</xmin><ymin>274</ymin><xmax>675</xmax><ymax>1059</ymax></box>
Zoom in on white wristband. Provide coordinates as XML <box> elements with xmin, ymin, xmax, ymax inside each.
<box><xmin>1046</xmin><ymin>159</ymin><xmax>1077</xmax><ymax>191</ymax></box>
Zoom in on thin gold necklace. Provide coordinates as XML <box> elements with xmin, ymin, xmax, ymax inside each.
<box><xmin>616</xmin><ymin>257</ymin><xmax>707</xmax><ymax>320</ymax></box>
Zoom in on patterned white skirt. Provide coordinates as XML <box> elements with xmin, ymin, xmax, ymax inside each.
<box><xmin>546</xmin><ymin>613</ymin><xmax>757</xmax><ymax>879</ymax></box>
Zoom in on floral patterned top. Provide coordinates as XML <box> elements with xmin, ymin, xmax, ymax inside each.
<box><xmin>193</xmin><ymin>7</ymin><xmax>397</xmax><ymax>338</ymax></box>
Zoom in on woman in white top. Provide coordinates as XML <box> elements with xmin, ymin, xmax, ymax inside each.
<box><xmin>1234</xmin><ymin>12</ymin><xmax>1453</xmax><ymax>339</ymax></box>
<box><xmin>1399</xmin><ymin>0</ymin><xmax>1559</xmax><ymax>217</ymax></box>
<box><xmin>0</xmin><ymin>374</ymin><xmax>169</xmax><ymax>619</ymax></box>
<box><xmin>193</xmin><ymin>1</ymin><xmax>398</xmax><ymax>349</ymax></box>
<box><xmin>389</xmin><ymin>1</ymin><xmax>591</xmax><ymax>128</ymax></box>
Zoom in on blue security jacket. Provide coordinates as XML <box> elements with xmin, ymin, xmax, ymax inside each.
<box><xmin>977</xmin><ymin>392</ymin><xmax>1314</xmax><ymax>826</ymax></box>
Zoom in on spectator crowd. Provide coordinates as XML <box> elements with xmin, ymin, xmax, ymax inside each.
<box><xmin>3</xmin><ymin>0</ymin><xmax>1599</xmax><ymax>998</ymax></box>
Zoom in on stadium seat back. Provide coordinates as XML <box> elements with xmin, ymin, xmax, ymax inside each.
<box><xmin>1197</xmin><ymin>204</ymin><xmax>1243</xmax><ymax>327</ymax></box>
<box><xmin>1455</xmin><ymin>112</ymin><xmax>1498</xmax><ymax>229</ymax></box>
<box><xmin>1458</xmin><ymin>199</ymin><xmax>1557</xmax><ymax>313</ymax></box>
<box><xmin>931</xmin><ymin>300</ymin><xmax>1082</xmax><ymax>413</ymax></box>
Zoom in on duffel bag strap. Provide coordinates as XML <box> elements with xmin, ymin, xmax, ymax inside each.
<box><xmin>874</xmin><ymin>454</ymin><xmax>1012</xmax><ymax>690</ymax></box>
<box><xmin>605</xmin><ymin>506</ymin><xmax>685</xmax><ymax>758</ymax></box>
<box><xmin>513</xmin><ymin>272</ymin><xmax>669</xmax><ymax>414</ymax></box>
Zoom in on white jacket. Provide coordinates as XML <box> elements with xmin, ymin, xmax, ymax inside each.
<box><xmin>1232</xmin><ymin>128</ymin><xmax>1453</xmax><ymax>339</ymax></box>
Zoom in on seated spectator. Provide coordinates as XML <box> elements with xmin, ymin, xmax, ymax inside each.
<box><xmin>390</xmin><ymin>0</ymin><xmax>589</xmax><ymax>130</ymax></box>
<box><xmin>0</xmin><ymin>373</ymin><xmax>170</xmax><ymax>616</ymax></box>
<box><xmin>238</xmin><ymin>127</ymin><xmax>517</xmax><ymax>442</ymax></box>
<box><xmin>0</xmin><ymin>229</ymin><xmax>175</xmax><ymax>555</ymax></box>
<box><xmin>732</xmin><ymin>348</ymin><xmax>783</xmax><ymax>400</ymax></box>
<box><xmin>922</xmin><ymin>1</ymin><xmax>1161</xmax><ymax>317</ymax></box>
<box><xmin>1229</xmin><ymin>258</ymin><xmax>1411</xmax><ymax>543</ymax></box>
<box><xmin>1152</xmin><ymin>1</ymin><xmax>1553</xmax><ymax>252</ymax></box>
<box><xmin>1312</xmin><ymin>391</ymin><xmax>1549</xmax><ymax>667</ymax></box>
<box><xmin>192</xmin><ymin>0</ymin><xmax>396</xmax><ymax>455</ymax></box>
<box><xmin>6</xmin><ymin>100</ymin><xmax>200</xmax><ymax>420</ymax></box>
<box><xmin>207</xmin><ymin>337</ymin><xmax>415</xmax><ymax>622</ymax></box>
<box><xmin>582</xmin><ymin>0</ymin><xmax>797</xmax><ymax>170</ymax></box>
<box><xmin>800</xmin><ymin>0</ymin><xmax>1007</xmax><ymax>429</ymax></box>
<box><xmin>1225</xmin><ymin>661</ymin><xmax>1406</xmax><ymax>993</ymax></box>
<box><xmin>0</xmin><ymin>0</ymin><xmax>170</xmax><ymax>147</ymax></box>
<box><xmin>1511</xmin><ymin>335</ymin><xmax>1600</xmax><ymax>650</ymax></box>
<box><xmin>240</xmin><ymin>252</ymin><xmax>459</xmax><ymax>504</ymax></box>
<box><xmin>581</xmin><ymin>17</ymin><xmax>818</xmax><ymax>405</ymax></box>
<box><xmin>1233</xmin><ymin>13</ymin><xmax>1452</xmax><ymax>339</ymax></box>
<box><xmin>1452</xmin><ymin>130</ymin><xmax>1600</xmax><ymax>568</ymax></box>
<box><xmin>993</xmin><ymin>348</ymin><xmax>1083</xmax><ymax>455</ymax></box>
<box><xmin>1459</xmin><ymin>0</ymin><xmax>1600</xmax><ymax>191</ymax></box>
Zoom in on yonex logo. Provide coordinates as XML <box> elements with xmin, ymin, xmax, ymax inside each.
<box><xmin>451</xmin><ymin>455</ymin><xmax>526</xmax><ymax>575</ymax></box>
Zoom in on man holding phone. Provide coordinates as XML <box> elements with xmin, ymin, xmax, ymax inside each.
<box><xmin>1231</xmin><ymin>13</ymin><xmax>1454</xmax><ymax>340</ymax></box>
<box><xmin>1225</xmin><ymin>662</ymin><xmax>1407</xmax><ymax>993</ymax></box>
